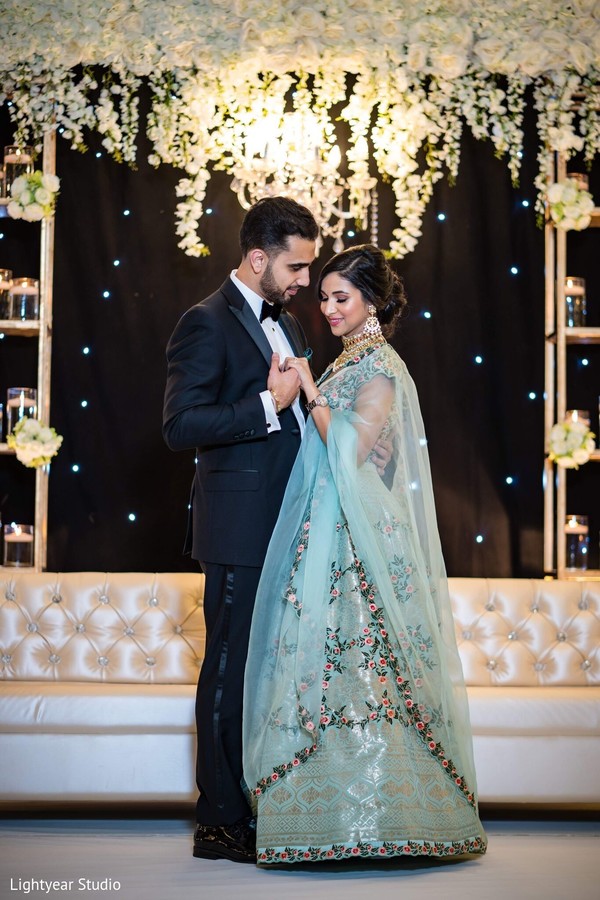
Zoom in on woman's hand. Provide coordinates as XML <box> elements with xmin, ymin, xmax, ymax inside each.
<box><xmin>282</xmin><ymin>356</ymin><xmax>317</xmax><ymax>400</ymax></box>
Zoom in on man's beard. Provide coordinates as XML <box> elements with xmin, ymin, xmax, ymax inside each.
<box><xmin>259</xmin><ymin>261</ymin><xmax>290</xmax><ymax>307</ymax></box>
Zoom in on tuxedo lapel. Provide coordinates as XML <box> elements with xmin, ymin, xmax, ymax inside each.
<box><xmin>279</xmin><ymin>312</ymin><xmax>305</xmax><ymax>357</ymax></box>
<box><xmin>222</xmin><ymin>279</ymin><xmax>273</xmax><ymax>367</ymax></box>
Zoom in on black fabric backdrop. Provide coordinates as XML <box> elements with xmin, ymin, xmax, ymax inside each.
<box><xmin>1</xmin><ymin>95</ymin><xmax>598</xmax><ymax>576</ymax></box>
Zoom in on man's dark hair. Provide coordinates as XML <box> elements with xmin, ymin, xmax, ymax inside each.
<box><xmin>239</xmin><ymin>197</ymin><xmax>319</xmax><ymax>256</ymax></box>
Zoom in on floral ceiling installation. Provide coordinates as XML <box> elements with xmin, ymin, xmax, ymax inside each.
<box><xmin>1</xmin><ymin>0</ymin><xmax>599</xmax><ymax>256</ymax></box>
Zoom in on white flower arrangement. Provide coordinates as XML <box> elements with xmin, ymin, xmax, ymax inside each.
<box><xmin>0</xmin><ymin>2</ymin><xmax>598</xmax><ymax>257</ymax></box>
<box><xmin>548</xmin><ymin>420</ymin><xmax>596</xmax><ymax>469</ymax></box>
<box><xmin>547</xmin><ymin>178</ymin><xmax>595</xmax><ymax>232</ymax></box>
<box><xmin>7</xmin><ymin>417</ymin><xmax>63</xmax><ymax>468</ymax></box>
<box><xmin>8</xmin><ymin>171</ymin><xmax>60</xmax><ymax>221</ymax></box>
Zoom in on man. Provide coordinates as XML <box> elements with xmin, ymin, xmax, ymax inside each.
<box><xmin>163</xmin><ymin>197</ymin><xmax>319</xmax><ymax>863</ymax></box>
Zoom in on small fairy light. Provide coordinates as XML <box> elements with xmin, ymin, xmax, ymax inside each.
<box><xmin>71</xmin><ymin>464</ymin><xmax>80</xmax><ymax>473</ymax></box>
<box><xmin>510</xmin><ymin>266</ymin><xmax>519</xmax><ymax>275</ymax></box>
<box><xmin>580</xmin><ymin>357</ymin><xmax>589</xmax><ymax>367</ymax></box>
<box><xmin>82</xmin><ymin>346</ymin><xmax>90</xmax><ymax>355</ymax></box>
<box><xmin>205</xmin><ymin>208</ymin><xmax>213</xmax><ymax>215</ymax></box>
<box><xmin>123</xmin><ymin>209</ymin><xmax>131</xmax><ymax>216</ymax></box>
<box><xmin>95</xmin><ymin>152</ymin><xmax>102</xmax><ymax>158</ymax></box>
<box><xmin>522</xmin><ymin>200</ymin><xmax>530</xmax><ymax>208</ymax></box>
<box><xmin>347</xmin><ymin>230</ymin><xmax>356</xmax><ymax>237</ymax></box>
<box><xmin>0</xmin><ymin>233</ymin><xmax>5</xmax><ymax>239</ymax></box>
<box><xmin>113</xmin><ymin>259</ymin><xmax>120</xmax><ymax>267</ymax></box>
<box><xmin>102</xmin><ymin>290</ymin><xmax>111</xmax><ymax>299</ymax></box>
<box><xmin>423</xmin><ymin>310</ymin><xmax>432</xmax><ymax>319</ymax></box>
<box><xmin>474</xmin><ymin>355</ymin><xmax>483</xmax><ymax>365</ymax></box>
<box><xmin>0</xmin><ymin>333</ymin><xmax>5</xmax><ymax>340</ymax></box>
<box><xmin>528</xmin><ymin>391</ymin><xmax>537</xmax><ymax>400</ymax></box>
<box><xmin>505</xmin><ymin>476</ymin><xmax>515</xmax><ymax>485</ymax></box>
<box><xmin>80</xmin><ymin>400</ymin><xmax>88</xmax><ymax>408</ymax></box>
<box><xmin>475</xmin><ymin>534</ymin><xmax>484</xmax><ymax>544</ymax></box>
<box><xmin>437</xmin><ymin>213</ymin><xmax>446</xmax><ymax>221</ymax></box>
<box><xmin>128</xmin><ymin>513</ymin><xmax>137</xmax><ymax>522</ymax></box>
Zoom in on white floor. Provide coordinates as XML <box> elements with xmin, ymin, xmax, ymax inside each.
<box><xmin>0</xmin><ymin>813</ymin><xmax>598</xmax><ymax>900</ymax></box>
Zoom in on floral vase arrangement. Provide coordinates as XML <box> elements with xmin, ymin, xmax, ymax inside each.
<box><xmin>548</xmin><ymin>419</ymin><xmax>596</xmax><ymax>469</ymax></box>
<box><xmin>7</xmin><ymin>417</ymin><xmax>63</xmax><ymax>467</ymax></box>
<box><xmin>547</xmin><ymin>179</ymin><xmax>595</xmax><ymax>231</ymax></box>
<box><xmin>8</xmin><ymin>171</ymin><xmax>60</xmax><ymax>221</ymax></box>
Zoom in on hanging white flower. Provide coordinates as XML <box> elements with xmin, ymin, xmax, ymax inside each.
<box><xmin>7</xmin><ymin>417</ymin><xmax>63</xmax><ymax>468</ymax></box>
<box><xmin>547</xmin><ymin>179</ymin><xmax>595</xmax><ymax>231</ymax></box>
<box><xmin>548</xmin><ymin>420</ymin><xmax>596</xmax><ymax>469</ymax></box>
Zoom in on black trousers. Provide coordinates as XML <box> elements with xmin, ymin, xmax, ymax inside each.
<box><xmin>195</xmin><ymin>561</ymin><xmax>262</xmax><ymax>826</ymax></box>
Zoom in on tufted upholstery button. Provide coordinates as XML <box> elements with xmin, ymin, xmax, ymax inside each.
<box><xmin>27</xmin><ymin>623</ymin><xmax>39</xmax><ymax>633</ymax></box>
<box><xmin>461</xmin><ymin>630</ymin><xmax>472</xmax><ymax>640</ymax></box>
<box><xmin>99</xmin><ymin>594</ymin><xmax>109</xmax><ymax>605</ymax></box>
<box><xmin>145</xmin><ymin>657</ymin><xmax>156</xmax><ymax>667</ymax></box>
<box><xmin>98</xmin><ymin>656</ymin><xmax>109</xmax><ymax>667</ymax></box>
<box><xmin>124</xmin><ymin>626</ymin><xmax>134</xmax><ymax>636</ymax></box>
<box><xmin>487</xmin><ymin>659</ymin><xmax>497</xmax><ymax>670</ymax></box>
<box><xmin>52</xmin><ymin>594</ymin><xmax>62</xmax><ymax>604</ymax></box>
<box><xmin>174</xmin><ymin>625</ymin><xmax>183</xmax><ymax>634</ymax></box>
<box><xmin>485</xmin><ymin>602</ymin><xmax>495</xmax><ymax>612</ymax></box>
<box><xmin>49</xmin><ymin>654</ymin><xmax>60</xmax><ymax>664</ymax></box>
<box><xmin>508</xmin><ymin>631</ymin><xmax>518</xmax><ymax>641</ymax></box>
<box><xmin>534</xmin><ymin>662</ymin><xmax>545</xmax><ymax>671</ymax></box>
<box><xmin>2</xmin><ymin>653</ymin><xmax>12</xmax><ymax>664</ymax></box>
<box><xmin>5</xmin><ymin>591</ymin><xmax>15</xmax><ymax>601</ymax></box>
<box><xmin>75</xmin><ymin>623</ymin><xmax>85</xmax><ymax>633</ymax></box>
<box><xmin>582</xmin><ymin>659</ymin><xmax>592</xmax><ymax>671</ymax></box>
<box><xmin>148</xmin><ymin>597</ymin><xmax>159</xmax><ymax>607</ymax></box>
<box><xmin>531</xmin><ymin>604</ymin><xmax>539</xmax><ymax>613</ymax></box>
<box><xmin>579</xmin><ymin>598</ymin><xmax>589</xmax><ymax>611</ymax></box>
<box><xmin>557</xmin><ymin>631</ymin><xmax>567</xmax><ymax>642</ymax></box>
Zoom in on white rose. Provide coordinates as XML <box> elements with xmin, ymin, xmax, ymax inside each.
<box><xmin>572</xmin><ymin>448</ymin><xmax>590</xmax><ymax>465</ymax></box>
<box><xmin>10</xmin><ymin>174</ymin><xmax>27</xmax><ymax>196</ymax></box>
<box><xmin>34</xmin><ymin>187</ymin><xmax>51</xmax><ymax>206</ymax></box>
<box><xmin>7</xmin><ymin>200</ymin><xmax>23</xmax><ymax>219</ymax></box>
<box><xmin>406</xmin><ymin>42</ymin><xmax>428</xmax><ymax>73</ymax></box>
<box><xmin>547</xmin><ymin>182</ymin><xmax>565</xmax><ymax>204</ymax></box>
<box><xmin>293</xmin><ymin>7</ymin><xmax>325</xmax><ymax>36</ymax></box>
<box><xmin>430</xmin><ymin>47</ymin><xmax>468</xmax><ymax>80</ymax></box>
<box><xmin>23</xmin><ymin>203</ymin><xmax>45</xmax><ymax>222</ymax></box>
<box><xmin>473</xmin><ymin>37</ymin><xmax>509</xmax><ymax>71</ymax></box>
<box><xmin>41</xmin><ymin>173</ymin><xmax>60</xmax><ymax>192</ymax></box>
<box><xmin>574</xmin><ymin>214</ymin><xmax>592</xmax><ymax>230</ymax></box>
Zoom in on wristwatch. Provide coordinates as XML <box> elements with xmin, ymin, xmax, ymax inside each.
<box><xmin>306</xmin><ymin>394</ymin><xmax>329</xmax><ymax>413</ymax></box>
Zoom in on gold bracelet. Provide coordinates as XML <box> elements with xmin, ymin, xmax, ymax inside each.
<box><xmin>269</xmin><ymin>388</ymin><xmax>282</xmax><ymax>415</ymax></box>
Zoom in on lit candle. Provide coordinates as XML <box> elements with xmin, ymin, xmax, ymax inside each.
<box><xmin>3</xmin><ymin>524</ymin><xmax>34</xmax><ymax>567</ymax></box>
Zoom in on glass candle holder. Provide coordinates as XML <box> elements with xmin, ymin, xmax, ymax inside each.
<box><xmin>564</xmin><ymin>276</ymin><xmax>586</xmax><ymax>328</ymax></box>
<box><xmin>3</xmin><ymin>523</ymin><xmax>34</xmax><ymax>567</ymax></box>
<box><xmin>9</xmin><ymin>277</ymin><xmax>39</xmax><ymax>320</ymax></box>
<box><xmin>3</xmin><ymin>145</ymin><xmax>34</xmax><ymax>195</ymax></box>
<box><xmin>0</xmin><ymin>268</ymin><xmax>12</xmax><ymax>318</ymax></box>
<box><xmin>565</xmin><ymin>409</ymin><xmax>591</xmax><ymax>428</ymax></box>
<box><xmin>564</xmin><ymin>515</ymin><xmax>589</xmax><ymax>571</ymax></box>
<box><xmin>6</xmin><ymin>387</ymin><xmax>37</xmax><ymax>435</ymax></box>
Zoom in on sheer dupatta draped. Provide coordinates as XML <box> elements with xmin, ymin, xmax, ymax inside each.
<box><xmin>243</xmin><ymin>343</ymin><xmax>479</xmax><ymax>808</ymax></box>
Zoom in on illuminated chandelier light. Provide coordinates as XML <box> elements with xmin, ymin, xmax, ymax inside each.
<box><xmin>230</xmin><ymin>108</ymin><xmax>378</xmax><ymax>252</ymax></box>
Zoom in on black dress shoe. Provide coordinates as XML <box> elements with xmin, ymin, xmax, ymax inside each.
<box><xmin>193</xmin><ymin>818</ymin><xmax>257</xmax><ymax>863</ymax></box>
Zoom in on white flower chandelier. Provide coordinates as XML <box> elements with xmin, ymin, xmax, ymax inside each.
<box><xmin>0</xmin><ymin>1</ymin><xmax>599</xmax><ymax>257</ymax></box>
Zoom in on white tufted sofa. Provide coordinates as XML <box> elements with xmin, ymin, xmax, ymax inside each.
<box><xmin>0</xmin><ymin>572</ymin><xmax>599</xmax><ymax>807</ymax></box>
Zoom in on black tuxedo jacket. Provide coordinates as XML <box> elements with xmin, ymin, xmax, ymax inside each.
<box><xmin>163</xmin><ymin>277</ymin><xmax>307</xmax><ymax>567</ymax></box>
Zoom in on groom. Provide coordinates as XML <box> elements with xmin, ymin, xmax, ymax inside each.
<box><xmin>163</xmin><ymin>197</ymin><xmax>319</xmax><ymax>863</ymax></box>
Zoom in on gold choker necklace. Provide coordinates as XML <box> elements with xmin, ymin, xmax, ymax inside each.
<box><xmin>331</xmin><ymin>331</ymin><xmax>386</xmax><ymax>373</ymax></box>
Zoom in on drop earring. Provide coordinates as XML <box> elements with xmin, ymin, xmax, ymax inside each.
<box><xmin>363</xmin><ymin>304</ymin><xmax>382</xmax><ymax>336</ymax></box>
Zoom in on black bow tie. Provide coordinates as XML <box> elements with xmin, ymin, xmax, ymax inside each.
<box><xmin>260</xmin><ymin>301</ymin><xmax>283</xmax><ymax>323</ymax></box>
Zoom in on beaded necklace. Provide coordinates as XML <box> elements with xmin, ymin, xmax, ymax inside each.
<box><xmin>329</xmin><ymin>331</ymin><xmax>387</xmax><ymax>374</ymax></box>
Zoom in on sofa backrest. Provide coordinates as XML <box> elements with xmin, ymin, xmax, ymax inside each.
<box><xmin>450</xmin><ymin>578</ymin><xmax>599</xmax><ymax>686</ymax></box>
<box><xmin>1</xmin><ymin>573</ymin><xmax>598</xmax><ymax>687</ymax></box>
<box><xmin>0</xmin><ymin>572</ymin><xmax>205</xmax><ymax>683</ymax></box>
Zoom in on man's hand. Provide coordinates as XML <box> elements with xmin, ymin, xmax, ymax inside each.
<box><xmin>372</xmin><ymin>437</ymin><xmax>393</xmax><ymax>477</ymax></box>
<box><xmin>267</xmin><ymin>353</ymin><xmax>301</xmax><ymax>412</ymax></box>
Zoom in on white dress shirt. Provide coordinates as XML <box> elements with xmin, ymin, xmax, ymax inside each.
<box><xmin>230</xmin><ymin>270</ymin><xmax>305</xmax><ymax>435</ymax></box>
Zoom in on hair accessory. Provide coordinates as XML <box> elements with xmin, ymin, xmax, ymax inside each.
<box><xmin>363</xmin><ymin>304</ymin><xmax>382</xmax><ymax>337</ymax></box>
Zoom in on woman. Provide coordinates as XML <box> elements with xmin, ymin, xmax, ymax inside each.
<box><xmin>243</xmin><ymin>245</ymin><xmax>487</xmax><ymax>864</ymax></box>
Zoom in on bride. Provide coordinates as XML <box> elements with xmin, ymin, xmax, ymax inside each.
<box><xmin>243</xmin><ymin>244</ymin><xmax>487</xmax><ymax>865</ymax></box>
